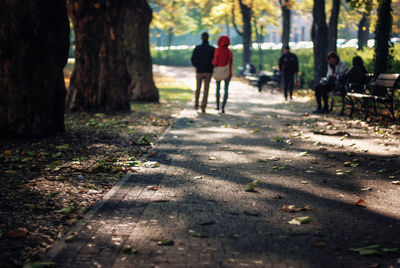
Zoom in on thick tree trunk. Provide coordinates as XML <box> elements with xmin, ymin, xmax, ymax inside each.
<box><xmin>374</xmin><ymin>0</ymin><xmax>392</xmax><ymax>77</ymax></box>
<box><xmin>281</xmin><ymin>0</ymin><xmax>291</xmax><ymax>50</ymax></box>
<box><xmin>327</xmin><ymin>0</ymin><xmax>340</xmax><ymax>52</ymax></box>
<box><xmin>357</xmin><ymin>12</ymin><xmax>370</xmax><ymax>50</ymax></box>
<box><xmin>239</xmin><ymin>0</ymin><xmax>252</xmax><ymax>65</ymax></box>
<box><xmin>124</xmin><ymin>0</ymin><xmax>159</xmax><ymax>102</ymax></box>
<box><xmin>66</xmin><ymin>0</ymin><xmax>130</xmax><ymax>113</ymax></box>
<box><xmin>312</xmin><ymin>0</ymin><xmax>328</xmax><ymax>87</ymax></box>
<box><xmin>0</xmin><ymin>0</ymin><xmax>69</xmax><ymax>138</ymax></box>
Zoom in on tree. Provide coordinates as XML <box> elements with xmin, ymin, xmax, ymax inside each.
<box><xmin>327</xmin><ymin>0</ymin><xmax>341</xmax><ymax>52</ymax></box>
<box><xmin>124</xmin><ymin>0</ymin><xmax>159</xmax><ymax>102</ymax></box>
<box><xmin>151</xmin><ymin>0</ymin><xmax>196</xmax><ymax>50</ymax></box>
<box><xmin>280</xmin><ymin>0</ymin><xmax>292</xmax><ymax>49</ymax></box>
<box><xmin>231</xmin><ymin>0</ymin><xmax>253</xmax><ymax>64</ymax></box>
<box><xmin>0</xmin><ymin>0</ymin><xmax>69</xmax><ymax>138</ymax></box>
<box><xmin>374</xmin><ymin>0</ymin><xmax>393</xmax><ymax>76</ymax></box>
<box><xmin>66</xmin><ymin>0</ymin><xmax>131</xmax><ymax>113</ymax></box>
<box><xmin>312</xmin><ymin>0</ymin><xmax>329</xmax><ymax>86</ymax></box>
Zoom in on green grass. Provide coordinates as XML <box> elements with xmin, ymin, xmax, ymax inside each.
<box><xmin>159</xmin><ymin>87</ymin><xmax>192</xmax><ymax>102</ymax></box>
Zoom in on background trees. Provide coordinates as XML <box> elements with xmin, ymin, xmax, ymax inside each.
<box><xmin>0</xmin><ymin>0</ymin><xmax>70</xmax><ymax>138</ymax></box>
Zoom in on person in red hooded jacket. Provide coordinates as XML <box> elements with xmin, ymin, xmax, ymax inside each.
<box><xmin>212</xmin><ymin>35</ymin><xmax>233</xmax><ymax>113</ymax></box>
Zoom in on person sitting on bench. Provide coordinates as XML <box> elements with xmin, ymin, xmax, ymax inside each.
<box><xmin>343</xmin><ymin>56</ymin><xmax>367</xmax><ymax>93</ymax></box>
<box><xmin>313</xmin><ymin>51</ymin><xmax>348</xmax><ymax>113</ymax></box>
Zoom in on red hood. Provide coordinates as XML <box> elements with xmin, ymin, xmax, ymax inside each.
<box><xmin>217</xmin><ymin>35</ymin><xmax>230</xmax><ymax>47</ymax></box>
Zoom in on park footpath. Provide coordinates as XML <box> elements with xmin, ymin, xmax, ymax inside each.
<box><xmin>44</xmin><ymin>66</ymin><xmax>400</xmax><ymax>267</ymax></box>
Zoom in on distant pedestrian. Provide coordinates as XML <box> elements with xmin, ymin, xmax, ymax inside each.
<box><xmin>212</xmin><ymin>35</ymin><xmax>233</xmax><ymax>113</ymax></box>
<box><xmin>191</xmin><ymin>32</ymin><xmax>215</xmax><ymax>113</ymax></box>
<box><xmin>278</xmin><ymin>46</ymin><xmax>299</xmax><ymax>100</ymax></box>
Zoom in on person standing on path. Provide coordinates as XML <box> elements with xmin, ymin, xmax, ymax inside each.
<box><xmin>212</xmin><ymin>35</ymin><xmax>233</xmax><ymax>113</ymax></box>
<box><xmin>278</xmin><ymin>46</ymin><xmax>299</xmax><ymax>101</ymax></box>
<box><xmin>191</xmin><ymin>32</ymin><xmax>215</xmax><ymax>113</ymax></box>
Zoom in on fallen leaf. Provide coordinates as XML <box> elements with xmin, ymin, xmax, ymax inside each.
<box><xmin>23</xmin><ymin>261</ymin><xmax>56</xmax><ymax>268</ymax></box>
<box><xmin>382</xmin><ymin>247</ymin><xmax>399</xmax><ymax>253</ymax></box>
<box><xmin>191</xmin><ymin>232</ymin><xmax>209</xmax><ymax>238</ymax></box>
<box><xmin>56</xmin><ymin>144</ymin><xmax>70</xmax><ymax>150</ymax></box>
<box><xmin>282</xmin><ymin>205</ymin><xmax>311</xmax><ymax>212</ymax></box>
<box><xmin>65</xmin><ymin>234</ymin><xmax>76</xmax><ymax>242</ymax></box>
<box><xmin>315</xmin><ymin>242</ymin><xmax>325</xmax><ymax>248</ymax></box>
<box><xmin>193</xmin><ymin>176</ymin><xmax>203</xmax><ymax>180</ymax></box>
<box><xmin>253</xmin><ymin>128</ymin><xmax>260</xmax><ymax>133</ymax></box>
<box><xmin>156</xmin><ymin>239</ymin><xmax>174</xmax><ymax>246</ymax></box>
<box><xmin>143</xmin><ymin>161</ymin><xmax>160</xmax><ymax>168</ymax></box>
<box><xmin>55</xmin><ymin>206</ymin><xmax>73</xmax><ymax>214</ymax></box>
<box><xmin>8</xmin><ymin>227</ymin><xmax>29</xmax><ymax>238</ymax></box>
<box><xmin>147</xmin><ymin>186</ymin><xmax>159</xmax><ymax>191</ymax></box>
<box><xmin>305</xmin><ymin>170</ymin><xmax>316</xmax><ymax>174</ymax></box>
<box><xmin>209</xmin><ymin>156</ymin><xmax>217</xmax><ymax>160</ymax></box>
<box><xmin>288</xmin><ymin>216</ymin><xmax>312</xmax><ymax>225</ymax></box>
<box><xmin>298</xmin><ymin>151</ymin><xmax>309</xmax><ymax>156</ymax></box>
<box><xmin>244</xmin><ymin>183</ymin><xmax>256</xmax><ymax>192</ymax></box>
<box><xmin>349</xmin><ymin>245</ymin><xmax>382</xmax><ymax>256</ymax></box>
<box><xmin>361</xmin><ymin>187</ymin><xmax>373</xmax><ymax>191</ymax></box>
<box><xmin>122</xmin><ymin>246</ymin><xmax>138</xmax><ymax>254</ymax></box>
<box><xmin>355</xmin><ymin>199</ymin><xmax>366</xmax><ymax>207</ymax></box>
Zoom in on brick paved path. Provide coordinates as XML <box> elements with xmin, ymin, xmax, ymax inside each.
<box><xmin>45</xmin><ymin>67</ymin><xmax>400</xmax><ymax>267</ymax></box>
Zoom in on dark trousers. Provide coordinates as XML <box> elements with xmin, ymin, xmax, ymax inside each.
<box><xmin>283</xmin><ymin>74</ymin><xmax>294</xmax><ymax>100</ymax></box>
<box><xmin>314</xmin><ymin>76</ymin><xmax>335</xmax><ymax>111</ymax></box>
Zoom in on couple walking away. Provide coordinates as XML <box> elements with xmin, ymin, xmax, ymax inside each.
<box><xmin>191</xmin><ymin>32</ymin><xmax>233</xmax><ymax>114</ymax></box>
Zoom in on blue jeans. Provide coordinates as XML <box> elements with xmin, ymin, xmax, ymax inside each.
<box><xmin>216</xmin><ymin>76</ymin><xmax>231</xmax><ymax>107</ymax></box>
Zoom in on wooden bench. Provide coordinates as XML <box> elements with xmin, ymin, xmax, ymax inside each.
<box><xmin>346</xmin><ymin>73</ymin><xmax>400</xmax><ymax>120</ymax></box>
<box><xmin>329</xmin><ymin>73</ymin><xmax>373</xmax><ymax>116</ymax></box>
<box><xmin>244</xmin><ymin>71</ymin><xmax>276</xmax><ymax>92</ymax></box>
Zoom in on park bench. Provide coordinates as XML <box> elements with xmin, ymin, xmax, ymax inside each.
<box><xmin>346</xmin><ymin>73</ymin><xmax>400</xmax><ymax>120</ymax></box>
<box><xmin>244</xmin><ymin>71</ymin><xmax>278</xmax><ymax>92</ymax></box>
<box><xmin>329</xmin><ymin>73</ymin><xmax>373</xmax><ymax>116</ymax></box>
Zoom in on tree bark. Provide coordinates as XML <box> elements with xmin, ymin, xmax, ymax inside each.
<box><xmin>66</xmin><ymin>0</ymin><xmax>131</xmax><ymax>113</ymax></box>
<box><xmin>357</xmin><ymin>12</ymin><xmax>370</xmax><ymax>50</ymax></box>
<box><xmin>124</xmin><ymin>0</ymin><xmax>159</xmax><ymax>102</ymax></box>
<box><xmin>374</xmin><ymin>0</ymin><xmax>392</xmax><ymax>76</ymax></box>
<box><xmin>281</xmin><ymin>0</ymin><xmax>291</xmax><ymax>50</ymax></box>
<box><xmin>0</xmin><ymin>0</ymin><xmax>69</xmax><ymax>138</ymax></box>
<box><xmin>238</xmin><ymin>0</ymin><xmax>252</xmax><ymax>65</ymax></box>
<box><xmin>312</xmin><ymin>0</ymin><xmax>328</xmax><ymax>87</ymax></box>
<box><xmin>327</xmin><ymin>0</ymin><xmax>341</xmax><ymax>52</ymax></box>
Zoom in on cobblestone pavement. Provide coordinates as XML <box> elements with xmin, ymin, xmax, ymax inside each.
<box><xmin>45</xmin><ymin>67</ymin><xmax>400</xmax><ymax>267</ymax></box>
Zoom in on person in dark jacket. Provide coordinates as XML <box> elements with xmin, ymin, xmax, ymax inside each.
<box><xmin>278</xmin><ymin>46</ymin><xmax>299</xmax><ymax>100</ymax></box>
<box><xmin>191</xmin><ymin>32</ymin><xmax>215</xmax><ymax>113</ymax></box>
<box><xmin>343</xmin><ymin>56</ymin><xmax>367</xmax><ymax>92</ymax></box>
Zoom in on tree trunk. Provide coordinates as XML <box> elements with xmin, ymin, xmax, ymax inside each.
<box><xmin>327</xmin><ymin>0</ymin><xmax>340</xmax><ymax>52</ymax></box>
<box><xmin>312</xmin><ymin>0</ymin><xmax>328</xmax><ymax>87</ymax></box>
<box><xmin>0</xmin><ymin>0</ymin><xmax>69</xmax><ymax>138</ymax></box>
<box><xmin>124</xmin><ymin>0</ymin><xmax>159</xmax><ymax>102</ymax></box>
<box><xmin>357</xmin><ymin>12</ymin><xmax>370</xmax><ymax>50</ymax></box>
<box><xmin>66</xmin><ymin>0</ymin><xmax>130</xmax><ymax>113</ymax></box>
<box><xmin>281</xmin><ymin>0</ymin><xmax>291</xmax><ymax>50</ymax></box>
<box><xmin>374</xmin><ymin>0</ymin><xmax>392</xmax><ymax>77</ymax></box>
<box><xmin>239</xmin><ymin>0</ymin><xmax>252</xmax><ymax>65</ymax></box>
